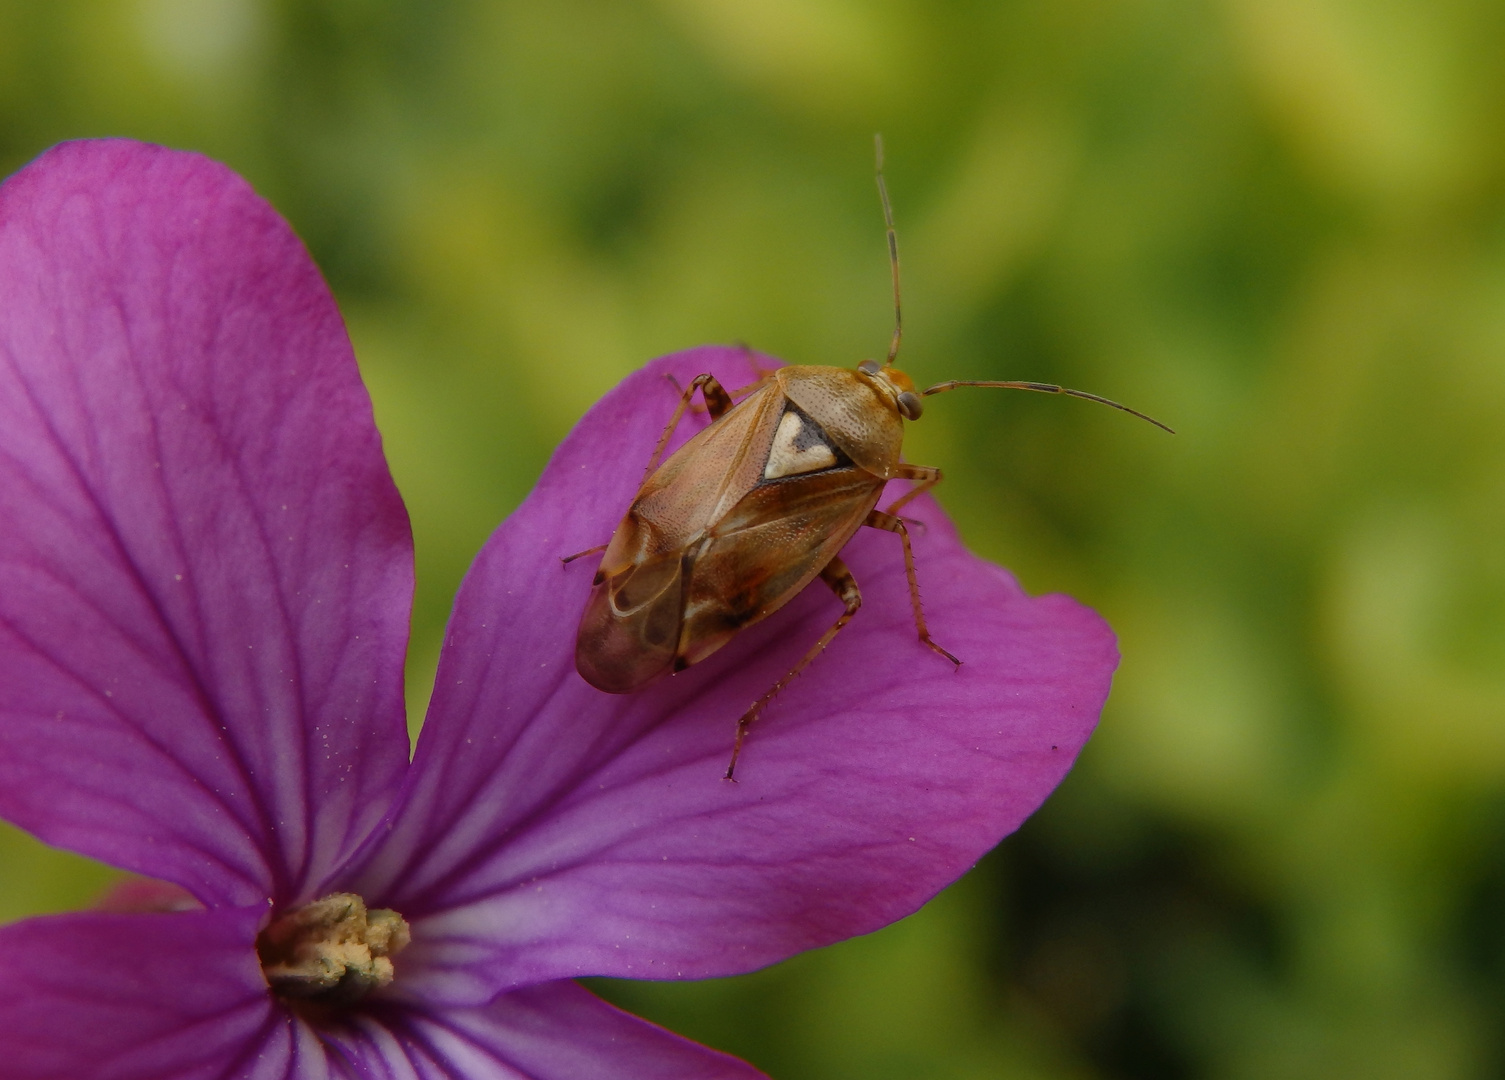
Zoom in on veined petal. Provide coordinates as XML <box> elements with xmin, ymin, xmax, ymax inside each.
<box><xmin>351</xmin><ymin>347</ymin><xmax>1115</xmax><ymax>1003</ymax></box>
<box><xmin>0</xmin><ymin>906</ymin><xmax>299</xmax><ymax>1080</ymax></box>
<box><xmin>325</xmin><ymin>982</ymin><xmax>763</xmax><ymax>1079</ymax></box>
<box><xmin>0</xmin><ymin>141</ymin><xmax>413</xmax><ymax>906</ymax></box>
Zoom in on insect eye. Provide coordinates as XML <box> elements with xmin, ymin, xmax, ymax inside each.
<box><xmin>858</xmin><ymin>360</ymin><xmax>881</xmax><ymax>376</ymax></box>
<box><xmin>897</xmin><ymin>391</ymin><xmax>923</xmax><ymax>420</ymax></box>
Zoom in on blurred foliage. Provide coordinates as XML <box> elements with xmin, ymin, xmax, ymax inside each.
<box><xmin>4</xmin><ymin>0</ymin><xmax>1505</xmax><ymax>1076</ymax></box>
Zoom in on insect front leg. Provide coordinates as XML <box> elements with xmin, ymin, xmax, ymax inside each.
<box><xmin>725</xmin><ymin>556</ymin><xmax>863</xmax><ymax>781</ymax></box>
<box><xmin>882</xmin><ymin>463</ymin><xmax>942</xmax><ymax>517</ymax></box>
<box><xmin>645</xmin><ymin>373</ymin><xmax>735</xmax><ymax>478</ymax></box>
<box><xmin>865</xmin><ymin>508</ymin><xmax>961</xmax><ymax>668</ymax></box>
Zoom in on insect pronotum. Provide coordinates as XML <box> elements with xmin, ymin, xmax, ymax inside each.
<box><xmin>571</xmin><ymin>136</ymin><xmax>1172</xmax><ymax>779</ymax></box>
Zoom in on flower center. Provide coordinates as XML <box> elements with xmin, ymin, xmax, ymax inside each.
<box><xmin>256</xmin><ymin>893</ymin><xmax>410</xmax><ymax>1006</ymax></box>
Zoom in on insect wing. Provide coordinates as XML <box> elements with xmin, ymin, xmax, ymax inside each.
<box><xmin>576</xmin><ymin>381</ymin><xmax>785</xmax><ymax>693</ymax></box>
<box><xmin>677</xmin><ymin>463</ymin><xmax>884</xmax><ymax>668</ymax></box>
<box><xmin>631</xmin><ymin>382</ymin><xmax>783</xmax><ymax>540</ymax></box>
<box><xmin>576</xmin><ymin>531</ymin><xmax>685</xmax><ymax>692</ymax></box>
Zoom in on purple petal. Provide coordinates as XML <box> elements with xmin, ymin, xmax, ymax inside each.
<box><xmin>350</xmin><ymin>346</ymin><xmax>1115</xmax><ymax>1003</ymax></box>
<box><xmin>325</xmin><ymin>982</ymin><xmax>763</xmax><ymax>1079</ymax></box>
<box><xmin>94</xmin><ymin>876</ymin><xmax>203</xmax><ymax>913</ymax></box>
<box><xmin>0</xmin><ymin>141</ymin><xmax>413</xmax><ymax>906</ymax></box>
<box><xmin>0</xmin><ymin>911</ymin><xmax>757</xmax><ymax>1080</ymax></box>
<box><xmin>0</xmin><ymin>906</ymin><xmax>299</xmax><ymax>1080</ymax></box>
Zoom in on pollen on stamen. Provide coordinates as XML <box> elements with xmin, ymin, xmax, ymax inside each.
<box><xmin>256</xmin><ymin>893</ymin><xmax>410</xmax><ymax>1007</ymax></box>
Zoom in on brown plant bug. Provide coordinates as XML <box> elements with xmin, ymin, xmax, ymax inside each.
<box><xmin>571</xmin><ymin>136</ymin><xmax>1172</xmax><ymax>779</ymax></box>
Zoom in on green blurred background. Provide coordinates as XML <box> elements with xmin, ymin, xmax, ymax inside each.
<box><xmin>4</xmin><ymin>0</ymin><xmax>1505</xmax><ymax>1076</ymax></box>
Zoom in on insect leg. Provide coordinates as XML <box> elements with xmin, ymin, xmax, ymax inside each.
<box><xmin>726</xmin><ymin>375</ymin><xmax>773</xmax><ymax>400</ymax></box>
<box><xmin>646</xmin><ymin>373</ymin><xmax>735</xmax><ymax>478</ymax></box>
<box><xmin>725</xmin><ymin>556</ymin><xmax>862</xmax><ymax>780</ymax></box>
<box><xmin>560</xmin><ymin>543</ymin><xmax>608</xmax><ymax>566</ymax></box>
<box><xmin>882</xmin><ymin>463</ymin><xmax>942</xmax><ymax>517</ymax></box>
<box><xmin>727</xmin><ymin>342</ymin><xmax>777</xmax><ymax>399</ymax></box>
<box><xmin>864</xmin><ymin>509</ymin><xmax>961</xmax><ymax>668</ymax></box>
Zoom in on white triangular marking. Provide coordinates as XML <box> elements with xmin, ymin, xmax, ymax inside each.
<box><xmin>764</xmin><ymin>410</ymin><xmax>838</xmax><ymax>479</ymax></box>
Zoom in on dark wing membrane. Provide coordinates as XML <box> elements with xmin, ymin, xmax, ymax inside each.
<box><xmin>576</xmin><ymin>550</ymin><xmax>686</xmax><ymax>693</ymax></box>
<box><xmin>675</xmin><ymin>467</ymin><xmax>883</xmax><ymax>668</ymax></box>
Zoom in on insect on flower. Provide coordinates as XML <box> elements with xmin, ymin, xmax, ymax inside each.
<box><xmin>572</xmin><ymin>137</ymin><xmax>1173</xmax><ymax>779</ymax></box>
<box><xmin>0</xmin><ymin>139</ymin><xmax>1125</xmax><ymax>1080</ymax></box>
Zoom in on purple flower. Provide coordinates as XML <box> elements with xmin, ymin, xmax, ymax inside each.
<box><xmin>0</xmin><ymin>140</ymin><xmax>1118</xmax><ymax>1079</ymax></box>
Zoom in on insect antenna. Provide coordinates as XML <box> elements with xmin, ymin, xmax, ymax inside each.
<box><xmin>875</xmin><ymin>133</ymin><xmax>902</xmax><ymax>367</ymax></box>
<box><xmin>921</xmin><ymin>380</ymin><xmax>1175</xmax><ymax>433</ymax></box>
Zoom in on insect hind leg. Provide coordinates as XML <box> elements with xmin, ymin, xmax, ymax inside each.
<box><xmin>725</xmin><ymin>556</ymin><xmax>862</xmax><ymax>780</ymax></box>
<box><xmin>560</xmin><ymin>543</ymin><xmax>608</xmax><ymax>566</ymax></box>
<box><xmin>647</xmin><ymin>373</ymin><xmax>734</xmax><ymax>478</ymax></box>
<box><xmin>865</xmin><ymin>508</ymin><xmax>961</xmax><ymax>668</ymax></box>
<box><xmin>728</xmin><ymin>342</ymin><xmax>778</xmax><ymax>399</ymax></box>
